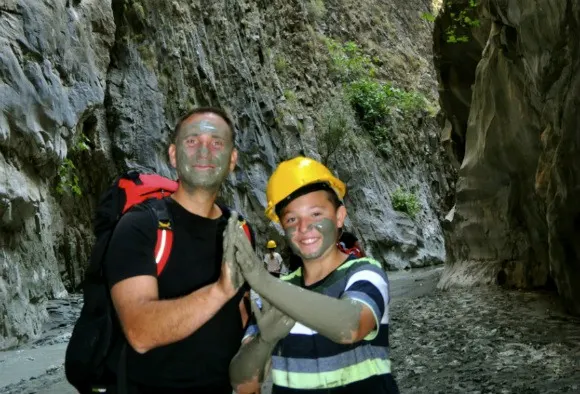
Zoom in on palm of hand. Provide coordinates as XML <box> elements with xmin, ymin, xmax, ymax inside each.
<box><xmin>223</xmin><ymin>211</ymin><xmax>245</xmax><ymax>290</ymax></box>
<box><xmin>252</xmin><ymin>298</ymin><xmax>295</xmax><ymax>344</ymax></box>
<box><xmin>234</xmin><ymin>228</ymin><xmax>266</xmax><ymax>280</ymax></box>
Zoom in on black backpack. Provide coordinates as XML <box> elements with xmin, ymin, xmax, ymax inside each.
<box><xmin>64</xmin><ymin>171</ymin><xmax>254</xmax><ymax>393</ymax></box>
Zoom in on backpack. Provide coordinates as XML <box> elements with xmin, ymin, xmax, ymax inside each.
<box><xmin>337</xmin><ymin>242</ymin><xmax>364</xmax><ymax>258</ymax></box>
<box><xmin>64</xmin><ymin>170</ymin><xmax>254</xmax><ymax>392</ymax></box>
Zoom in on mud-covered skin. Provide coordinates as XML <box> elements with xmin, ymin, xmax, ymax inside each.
<box><xmin>232</xmin><ymin>228</ymin><xmax>362</xmax><ymax>344</ymax></box>
<box><xmin>229</xmin><ymin>298</ymin><xmax>294</xmax><ymax>390</ymax></box>
<box><xmin>250</xmin><ymin>297</ymin><xmax>295</xmax><ymax>345</ymax></box>
<box><xmin>175</xmin><ymin>116</ymin><xmax>233</xmax><ymax>191</ymax></box>
<box><xmin>223</xmin><ymin>211</ymin><xmax>244</xmax><ymax>291</ymax></box>
<box><xmin>285</xmin><ymin>218</ymin><xmax>337</xmax><ymax>260</ymax></box>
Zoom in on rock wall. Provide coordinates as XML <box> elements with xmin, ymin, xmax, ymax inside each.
<box><xmin>0</xmin><ymin>0</ymin><xmax>453</xmax><ymax>348</ymax></box>
<box><xmin>0</xmin><ymin>0</ymin><xmax>115</xmax><ymax>349</ymax></box>
<box><xmin>436</xmin><ymin>0</ymin><xmax>580</xmax><ymax>315</ymax></box>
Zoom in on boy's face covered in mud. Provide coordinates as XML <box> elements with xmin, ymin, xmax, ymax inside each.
<box><xmin>173</xmin><ymin>114</ymin><xmax>235</xmax><ymax>191</ymax></box>
<box><xmin>280</xmin><ymin>190</ymin><xmax>344</xmax><ymax>261</ymax></box>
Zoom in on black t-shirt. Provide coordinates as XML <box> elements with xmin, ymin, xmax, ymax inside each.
<box><xmin>104</xmin><ymin>198</ymin><xmax>246</xmax><ymax>392</ymax></box>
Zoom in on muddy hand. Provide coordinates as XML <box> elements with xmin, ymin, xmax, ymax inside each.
<box><xmin>234</xmin><ymin>227</ymin><xmax>268</xmax><ymax>286</ymax></box>
<box><xmin>220</xmin><ymin>211</ymin><xmax>244</xmax><ymax>295</ymax></box>
<box><xmin>251</xmin><ymin>297</ymin><xmax>295</xmax><ymax>344</ymax></box>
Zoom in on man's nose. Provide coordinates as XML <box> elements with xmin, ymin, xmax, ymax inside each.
<box><xmin>196</xmin><ymin>135</ymin><xmax>213</xmax><ymax>156</ymax></box>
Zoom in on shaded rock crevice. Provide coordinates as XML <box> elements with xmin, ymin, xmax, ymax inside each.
<box><xmin>437</xmin><ymin>0</ymin><xmax>580</xmax><ymax>314</ymax></box>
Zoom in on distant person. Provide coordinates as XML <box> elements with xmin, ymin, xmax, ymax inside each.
<box><xmin>263</xmin><ymin>240</ymin><xmax>284</xmax><ymax>278</ymax></box>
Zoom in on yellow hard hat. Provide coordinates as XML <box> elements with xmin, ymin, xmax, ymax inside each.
<box><xmin>267</xmin><ymin>240</ymin><xmax>277</xmax><ymax>249</ymax></box>
<box><xmin>265</xmin><ymin>156</ymin><xmax>346</xmax><ymax>222</ymax></box>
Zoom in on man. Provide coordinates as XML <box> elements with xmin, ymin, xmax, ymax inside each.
<box><xmin>229</xmin><ymin>157</ymin><xmax>399</xmax><ymax>394</ymax></box>
<box><xmin>263</xmin><ymin>240</ymin><xmax>284</xmax><ymax>277</ymax></box>
<box><xmin>103</xmin><ymin>107</ymin><xmax>251</xmax><ymax>393</ymax></box>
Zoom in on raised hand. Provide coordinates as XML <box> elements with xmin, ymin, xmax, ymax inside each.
<box><xmin>233</xmin><ymin>226</ymin><xmax>268</xmax><ymax>286</ymax></box>
<box><xmin>217</xmin><ymin>211</ymin><xmax>244</xmax><ymax>298</ymax></box>
<box><xmin>251</xmin><ymin>297</ymin><xmax>295</xmax><ymax>345</ymax></box>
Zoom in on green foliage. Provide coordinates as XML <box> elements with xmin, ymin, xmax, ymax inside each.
<box><xmin>325</xmin><ymin>39</ymin><xmax>376</xmax><ymax>82</ymax></box>
<box><xmin>345</xmin><ymin>79</ymin><xmax>428</xmax><ymax>155</ymax></box>
<box><xmin>137</xmin><ymin>44</ymin><xmax>157</xmax><ymax>70</ymax></box>
<box><xmin>76</xmin><ymin>134</ymin><xmax>90</xmax><ymax>152</ymax></box>
<box><xmin>283</xmin><ymin>89</ymin><xmax>297</xmax><ymax>102</ymax></box>
<box><xmin>391</xmin><ymin>187</ymin><xmax>421</xmax><ymax>219</ymax></box>
<box><xmin>56</xmin><ymin>134</ymin><xmax>90</xmax><ymax>196</ymax></box>
<box><xmin>421</xmin><ymin>12</ymin><xmax>436</xmax><ymax>22</ymax></box>
<box><xmin>347</xmin><ymin>79</ymin><xmax>427</xmax><ymax>128</ymax></box>
<box><xmin>274</xmin><ymin>55</ymin><xmax>289</xmax><ymax>74</ymax></box>
<box><xmin>56</xmin><ymin>158</ymin><xmax>81</xmax><ymax>196</ymax></box>
<box><xmin>306</xmin><ymin>0</ymin><xmax>326</xmax><ymax>21</ymax></box>
<box><xmin>421</xmin><ymin>0</ymin><xmax>480</xmax><ymax>44</ymax></box>
<box><xmin>315</xmin><ymin>95</ymin><xmax>357</xmax><ymax>166</ymax></box>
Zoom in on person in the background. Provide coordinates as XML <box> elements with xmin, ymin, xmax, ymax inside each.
<box><xmin>338</xmin><ymin>228</ymin><xmax>366</xmax><ymax>258</ymax></box>
<box><xmin>263</xmin><ymin>240</ymin><xmax>284</xmax><ymax>278</ymax></box>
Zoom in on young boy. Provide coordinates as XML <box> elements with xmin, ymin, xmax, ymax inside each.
<box><xmin>229</xmin><ymin>157</ymin><xmax>399</xmax><ymax>394</ymax></box>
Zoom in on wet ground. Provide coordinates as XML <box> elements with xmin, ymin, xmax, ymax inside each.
<box><xmin>1</xmin><ymin>266</ymin><xmax>579</xmax><ymax>394</ymax></box>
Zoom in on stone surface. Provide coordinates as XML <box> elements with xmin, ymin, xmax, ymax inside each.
<box><xmin>436</xmin><ymin>0</ymin><xmax>580</xmax><ymax>315</ymax></box>
<box><xmin>4</xmin><ymin>269</ymin><xmax>580</xmax><ymax>394</ymax></box>
<box><xmin>0</xmin><ymin>0</ymin><xmax>115</xmax><ymax>349</ymax></box>
<box><xmin>1</xmin><ymin>0</ymin><xmax>453</xmax><ymax>348</ymax></box>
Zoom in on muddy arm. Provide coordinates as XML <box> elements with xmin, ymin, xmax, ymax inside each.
<box><xmin>230</xmin><ymin>296</ymin><xmax>294</xmax><ymax>393</ymax></box>
<box><xmin>234</xmin><ymin>231</ymin><xmax>374</xmax><ymax>344</ymax></box>
<box><xmin>229</xmin><ymin>335</ymin><xmax>275</xmax><ymax>393</ymax></box>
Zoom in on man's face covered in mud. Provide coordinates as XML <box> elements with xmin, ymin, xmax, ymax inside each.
<box><xmin>280</xmin><ymin>190</ymin><xmax>345</xmax><ymax>261</ymax></box>
<box><xmin>172</xmin><ymin>113</ymin><xmax>235</xmax><ymax>191</ymax></box>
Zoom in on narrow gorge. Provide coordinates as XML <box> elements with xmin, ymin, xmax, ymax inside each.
<box><xmin>1</xmin><ymin>0</ymin><xmax>580</xmax><ymax>392</ymax></box>
<box><xmin>1</xmin><ymin>0</ymin><xmax>452</xmax><ymax>348</ymax></box>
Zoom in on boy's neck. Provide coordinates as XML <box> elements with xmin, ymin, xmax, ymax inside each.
<box><xmin>302</xmin><ymin>247</ymin><xmax>348</xmax><ymax>286</ymax></box>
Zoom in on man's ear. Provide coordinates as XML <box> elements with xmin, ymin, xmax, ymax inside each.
<box><xmin>168</xmin><ymin>144</ymin><xmax>177</xmax><ymax>168</ymax></box>
<box><xmin>229</xmin><ymin>148</ymin><xmax>238</xmax><ymax>172</ymax></box>
<box><xmin>336</xmin><ymin>205</ymin><xmax>347</xmax><ymax>228</ymax></box>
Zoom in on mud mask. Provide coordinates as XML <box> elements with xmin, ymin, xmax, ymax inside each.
<box><xmin>175</xmin><ymin>118</ymin><xmax>233</xmax><ymax>190</ymax></box>
<box><xmin>285</xmin><ymin>218</ymin><xmax>338</xmax><ymax>260</ymax></box>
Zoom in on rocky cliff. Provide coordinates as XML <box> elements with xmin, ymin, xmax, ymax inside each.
<box><xmin>436</xmin><ymin>0</ymin><xmax>580</xmax><ymax>315</ymax></box>
<box><xmin>0</xmin><ymin>0</ymin><xmax>452</xmax><ymax>349</ymax></box>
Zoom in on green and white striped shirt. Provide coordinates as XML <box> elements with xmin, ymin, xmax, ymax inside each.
<box><xmin>245</xmin><ymin>257</ymin><xmax>397</xmax><ymax>393</ymax></box>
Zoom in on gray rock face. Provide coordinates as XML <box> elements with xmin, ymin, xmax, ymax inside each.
<box><xmin>1</xmin><ymin>0</ymin><xmax>452</xmax><ymax>348</ymax></box>
<box><xmin>0</xmin><ymin>0</ymin><xmax>115</xmax><ymax>349</ymax></box>
<box><xmin>436</xmin><ymin>0</ymin><xmax>580</xmax><ymax>315</ymax></box>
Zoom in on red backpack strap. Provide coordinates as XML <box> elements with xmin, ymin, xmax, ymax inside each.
<box><xmin>239</xmin><ymin>219</ymin><xmax>252</xmax><ymax>245</ymax></box>
<box><xmin>154</xmin><ymin>221</ymin><xmax>173</xmax><ymax>276</ymax></box>
<box><xmin>146</xmin><ymin>199</ymin><xmax>174</xmax><ymax>276</ymax></box>
<box><xmin>337</xmin><ymin>242</ymin><xmax>363</xmax><ymax>258</ymax></box>
<box><xmin>217</xmin><ymin>203</ymin><xmax>256</xmax><ymax>249</ymax></box>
